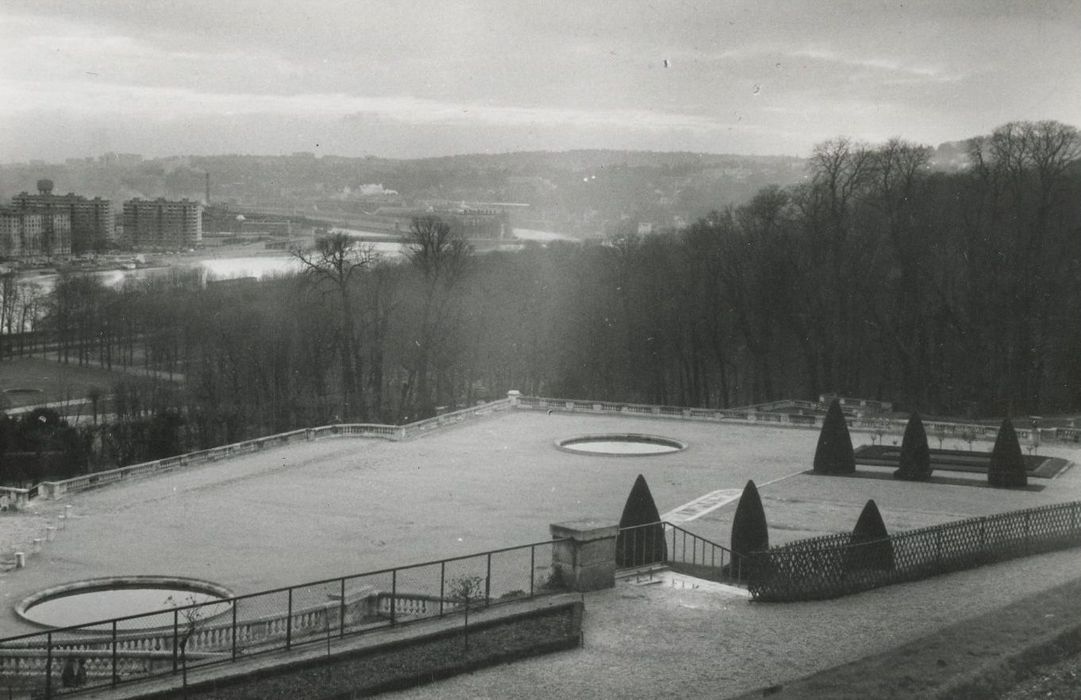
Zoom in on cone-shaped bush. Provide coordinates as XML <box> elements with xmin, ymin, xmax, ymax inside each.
<box><xmin>894</xmin><ymin>412</ymin><xmax>932</xmax><ymax>481</ymax></box>
<box><xmin>845</xmin><ymin>499</ymin><xmax>895</xmax><ymax>574</ymax></box>
<box><xmin>731</xmin><ymin>480</ymin><xmax>769</xmax><ymax>556</ymax></box>
<box><xmin>615</xmin><ymin>474</ymin><xmax>667</xmax><ymax>567</ymax></box>
<box><xmin>988</xmin><ymin>418</ymin><xmax>1027</xmax><ymax>488</ymax></box>
<box><xmin>813</xmin><ymin>399</ymin><xmax>855</xmax><ymax>475</ymax></box>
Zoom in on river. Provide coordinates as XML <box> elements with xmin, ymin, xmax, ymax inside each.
<box><xmin>13</xmin><ymin>227</ymin><xmax>576</xmax><ymax>293</ymax></box>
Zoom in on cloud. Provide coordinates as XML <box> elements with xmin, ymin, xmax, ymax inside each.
<box><xmin>1</xmin><ymin>77</ymin><xmax>759</xmax><ymax>136</ymax></box>
<box><xmin>787</xmin><ymin>48</ymin><xmax>962</xmax><ymax>82</ymax></box>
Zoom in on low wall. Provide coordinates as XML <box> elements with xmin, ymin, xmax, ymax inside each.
<box><xmin>137</xmin><ymin>597</ymin><xmax>583</xmax><ymax>700</ymax></box>
<box><xmin>515</xmin><ymin>395</ymin><xmax>1076</xmax><ymax>444</ymax></box>
<box><xmin>0</xmin><ymin>487</ymin><xmax>31</xmax><ymax>511</ymax></box>
<box><xmin>32</xmin><ymin>393</ymin><xmax>1077</xmax><ymax>503</ymax></box>
<box><xmin>38</xmin><ymin>400</ymin><xmax>512</xmax><ymax>501</ymax></box>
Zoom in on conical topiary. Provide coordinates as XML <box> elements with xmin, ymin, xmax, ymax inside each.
<box><xmin>615</xmin><ymin>474</ymin><xmax>667</xmax><ymax>567</ymax></box>
<box><xmin>731</xmin><ymin>480</ymin><xmax>769</xmax><ymax>556</ymax></box>
<box><xmin>988</xmin><ymin>418</ymin><xmax>1027</xmax><ymax>488</ymax></box>
<box><xmin>813</xmin><ymin>399</ymin><xmax>856</xmax><ymax>475</ymax></box>
<box><xmin>894</xmin><ymin>412</ymin><xmax>932</xmax><ymax>481</ymax></box>
<box><xmin>730</xmin><ymin>480</ymin><xmax>770</xmax><ymax>581</ymax></box>
<box><xmin>845</xmin><ymin>499</ymin><xmax>895</xmax><ymax>574</ymax></box>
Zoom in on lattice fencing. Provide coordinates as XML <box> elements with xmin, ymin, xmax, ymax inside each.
<box><xmin>748</xmin><ymin>501</ymin><xmax>1081</xmax><ymax>601</ymax></box>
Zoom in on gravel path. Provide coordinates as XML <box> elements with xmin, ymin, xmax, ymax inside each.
<box><xmin>389</xmin><ymin>546</ymin><xmax>1081</xmax><ymax>699</ymax></box>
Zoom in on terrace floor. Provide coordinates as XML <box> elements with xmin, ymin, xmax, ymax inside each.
<box><xmin>1</xmin><ymin>409</ymin><xmax>1080</xmax><ymax>696</ymax></box>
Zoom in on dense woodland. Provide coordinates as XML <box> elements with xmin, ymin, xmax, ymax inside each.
<box><xmin>2</xmin><ymin>120</ymin><xmax>1080</xmax><ymax>473</ymax></box>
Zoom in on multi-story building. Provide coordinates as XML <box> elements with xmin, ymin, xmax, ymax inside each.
<box><xmin>122</xmin><ymin>198</ymin><xmax>203</xmax><ymax>249</ymax></box>
<box><xmin>0</xmin><ymin>207</ymin><xmax>69</xmax><ymax>258</ymax></box>
<box><xmin>12</xmin><ymin>180</ymin><xmax>112</xmax><ymax>253</ymax></box>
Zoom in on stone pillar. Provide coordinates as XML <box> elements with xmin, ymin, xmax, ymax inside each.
<box><xmin>549</xmin><ymin>519</ymin><xmax>618</xmax><ymax>592</ymax></box>
<box><xmin>507</xmin><ymin>390</ymin><xmax>521</xmax><ymax>407</ymax></box>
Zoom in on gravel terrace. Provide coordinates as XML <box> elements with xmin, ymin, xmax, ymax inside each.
<box><xmin>0</xmin><ymin>409</ymin><xmax>1078</xmax><ymax>697</ymax></box>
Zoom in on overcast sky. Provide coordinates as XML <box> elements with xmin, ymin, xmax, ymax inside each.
<box><xmin>2</xmin><ymin>0</ymin><xmax>1080</xmax><ymax>162</ymax></box>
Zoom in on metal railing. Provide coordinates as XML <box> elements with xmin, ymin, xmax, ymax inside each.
<box><xmin>616</xmin><ymin>521</ymin><xmax>747</xmax><ymax>584</ymax></box>
<box><xmin>0</xmin><ymin>536</ymin><xmax>564</xmax><ymax>698</ymax></box>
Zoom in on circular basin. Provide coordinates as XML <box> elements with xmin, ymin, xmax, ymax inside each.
<box><xmin>17</xmin><ymin>577</ymin><xmax>233</xmax><ymax>630</ymax></box>
<box><xmin>557</xmin><ymin>434</ymin><xmax>686</xmax><ymax>456</ymax></box>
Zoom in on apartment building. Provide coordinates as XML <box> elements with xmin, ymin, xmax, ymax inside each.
<box><xmin>122</xmin><ymin>198</ymin><xmax>203</xmax><ymax>248</ymax></box>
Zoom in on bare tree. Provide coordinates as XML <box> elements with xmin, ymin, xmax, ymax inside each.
<box><xmin>292</xmin><ymin>231</ymin><xmax>376</xmax><ymax>419</ymax></box>
<box><xmin>405</xmin><ymin>216</ymin><xmax>472</xmax><ymax>418</ymax></box>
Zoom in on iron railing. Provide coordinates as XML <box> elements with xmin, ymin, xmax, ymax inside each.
<box><xmin>0</xmin><ymin>536</ymin><xmax>564</xmax><ymax>698</ymax></box>
<box><xmin>616</xmin><ymin>521</ymin><xmax>747</xmax><ymax>584</ymax></box>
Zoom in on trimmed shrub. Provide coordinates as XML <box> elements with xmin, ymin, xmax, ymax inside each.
<box><xmin>730</xmin><ymin>480</ymin><xmax>769</xmax><ymax>556</ymax></box>
<box><xmin>845</xmin><ymin>499</ymin><xmax>895</xmax><ymax>574</ymax></box>
<box><xmin>988</xmin><ymin>418</ymin><xmax>1027</xmax><ymax>488</ymax></box>
<box><xmin>894</xmin><ymin>412</ymin><xmax>932</xmax><ymax>481</ymax></box>
<box><xmin>813</xmin><ymin>399</ymin><xmax>855</xmax><ymax>475</ymax></box>
<box><xmin>615</xmin><ymin>474</ymin><xmax>667</xmax><ymax>567</ymax></box>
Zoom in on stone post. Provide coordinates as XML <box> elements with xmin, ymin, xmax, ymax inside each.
<box><xmin>549</xmin><ymin>519</ymin><xmax>618</xmax><ymax>592</ymax></box>
<box><xmin>507</xmin><ymin>390</ymin><xmax>521</xmax><ymax>407</ymax></box>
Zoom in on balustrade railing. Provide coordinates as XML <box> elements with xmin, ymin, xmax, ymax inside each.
<box><xmin>26</xmin><ymin>394</ymin><xmax>1077</xmax><ymax>505</ymax></box>
<box><xmin>0</xmin><ymin>536</ymin><xmax>563</xmax><ymax>697</ymax></box>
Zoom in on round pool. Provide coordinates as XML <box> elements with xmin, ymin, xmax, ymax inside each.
<box><xmin>17</xmin><ymin>577</ymin><xmax>233</xmax><ymax>630</ymax></box>
<box><xmin>557</xmin><ymin>434</ymin><xmax>686</xmax><ymax>456</ymax></box>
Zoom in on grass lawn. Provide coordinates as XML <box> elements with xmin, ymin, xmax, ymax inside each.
<box><xmin>0</xmin><ymin>357</ymin><xmax>127</xmax><ymax>411</ymax></box>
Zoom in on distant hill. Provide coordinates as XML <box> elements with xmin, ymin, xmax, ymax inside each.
<box><xmin>0</xmin><ymin>150</ymin><xmax>808</xmax><ymax>236</ymax></box>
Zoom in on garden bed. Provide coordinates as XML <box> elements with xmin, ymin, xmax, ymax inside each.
<box><xmin>854</xmin><ymin>445</ymin><xmax>1070</xmax><ymax>478</ymax></box>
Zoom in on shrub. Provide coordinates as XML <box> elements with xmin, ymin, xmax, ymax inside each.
<box><xmin>813</xmin><ymin>399</ymin><xmax>855</xmax><ymax>475</ymax></box>
<box><xmin>615</xmin><ymin>474</ymin><xmax>667</xmax><ymax>567</ymax></box>
<box><xmin>845</xmin><ymin>499</ymin><xmax>895</xmax><ymax>574</ymax></box>
<box><xmin>730</xmin><ymin>480</ymin><xmax>769</xmax><ymax>556</ymax></box>
<box><xmin>894</xmin><ymin>412</ymin><xmax>932</xmax><ymax>481</ymax></box>
<box><xmin>988</xmin><ymin>418</ymin><xmax>1027</xmax><ymax>488</ymax></box>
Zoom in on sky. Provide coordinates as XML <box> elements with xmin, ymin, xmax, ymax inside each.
<box><xmin>2</xmin><ymin>0</ymin><xmax>1080</xmax><ymax>162</ymax></box>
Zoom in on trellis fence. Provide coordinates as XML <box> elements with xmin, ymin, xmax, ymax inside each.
<box><xmin>748</xmin><ymin>501</ymin><xmax>1081</xmax><ymax>602</ymax></box>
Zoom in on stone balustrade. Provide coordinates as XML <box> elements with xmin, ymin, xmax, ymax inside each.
<box><xmin>29</xmin><ymin>393</ymin><xmax>1077</xmax><ymax>505</ymax></box>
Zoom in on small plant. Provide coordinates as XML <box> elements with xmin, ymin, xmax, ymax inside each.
<box><xmin>934</xmin><ymin>428</ymin><xmax>946</xmax><ymax>450</ymax></box>
<box><xmin>448</xmin><ymin>575</ymin><xmax>485</xmax><ymax>651</ymax></box>
<box><xmin>871</xmin><ymin>418</ymin><xmax>889</xmax><ymax>446</ymax></box>
<box><xmin>164</xmin><ymin>593</ymin><xmax>206</xmax><ymax>690</ymax></box>
<box><xmin>536</xmin><ymin>568</ymin><xmax>564</xmax><ymax>592</ymax></box>
<box><xmin>961</xmin><ymin>427</ymin><xmax>978</xmax><ymax>452</ymax></box>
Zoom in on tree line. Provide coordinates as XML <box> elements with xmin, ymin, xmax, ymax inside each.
<box><xmin>5</xmin><ymin>120</ymin><xmax>1080</xmax><ymax>475</ymax></box>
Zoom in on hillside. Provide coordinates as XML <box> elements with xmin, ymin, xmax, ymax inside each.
<box><xmin>0</xmin><ymin>150</ymin><xmax>808</xmax><ymax>236</ymax></box>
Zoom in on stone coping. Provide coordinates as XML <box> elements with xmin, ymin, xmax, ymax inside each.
<box><xmin>554</xmin><ymin>433</ymin><xmax>687</xmax><ymax>457</ymax></box>
<box><xmin>14</xmin><ymin>576</ymin><xmax>234</xmax><ymax>631</ymax></box>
